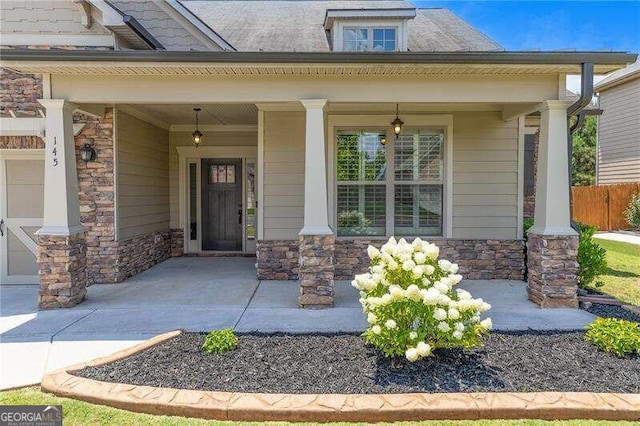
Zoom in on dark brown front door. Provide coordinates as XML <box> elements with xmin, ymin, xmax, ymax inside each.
<box><xmin>202</xmin><ymin>158</ymin><xmax>243</xmax><ymax>251</ymax></box>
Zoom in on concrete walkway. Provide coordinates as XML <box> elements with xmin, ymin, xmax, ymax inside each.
<box><xmin>0</xmin><ymin>257</ymin><xmax>595</xmax><ymax>390</ymax></box>
<box><xmin>595</xmin><ymin>231</ymin><xmax>640</xmax><ymax>245</ymax></box>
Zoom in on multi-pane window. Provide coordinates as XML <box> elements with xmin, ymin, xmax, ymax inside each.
<box><xmin>336</xmin><ymin>131</ymin><xmax>387</xmax><ymax>236</ymax></box>
<box><xmin>343</xmin><ymin>27</ymin><xmax>397</xmax><ymax>52</ymax></box>
<box><xmin>336</xmin><ymin>129</ymin><xmax>445</xmax><ymax>237</ymax></box>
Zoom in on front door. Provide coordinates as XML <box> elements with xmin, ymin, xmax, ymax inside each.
<box><xmin>201</xmin><ymin>158</ymin><xmax>243</xmax><ymax>251</ymax></box>
<box><xmin>0</xmin><ymin>152</ymin><xmax>45</xmax><ymax>285</ymax></box>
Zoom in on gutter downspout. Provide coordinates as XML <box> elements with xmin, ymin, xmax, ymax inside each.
<box><xmin>566</xmin><ymin>62</ymin><xmax>594</xmax><ymax>231</ymax></box>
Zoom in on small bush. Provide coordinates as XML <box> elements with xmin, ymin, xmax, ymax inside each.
<box><xmin>624</xmin><ymin>192</ymin><xmax>640</xmax><ymax>230</ymax></box>
<box><xmin>585</xmin><ymin>317</ymin><xmax>640</xmax><ymax>357</ymax></box>
<box><xmin>202</xmin><ymin>328</ymin><xmax>238</xmax><ymax>354</ymax></box>
<box><xmin>523</xmin><ymin>218</ymin><xmax>534</xmax><ymax>235</ymax></box>
<box><xmin>577</xmin><ymin>222</ymin><xmax>607</xmax><ymax>289</ymax></box>
<box><xmin>353</xmin><ymin>237</ymin><xmax>492</xmax><ymax>362</ymax></box>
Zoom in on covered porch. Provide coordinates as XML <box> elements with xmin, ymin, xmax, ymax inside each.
<box><xmin>2</xmin><ymin>52</ymin><xmax>622</xmax><ymax>311</ymax></box>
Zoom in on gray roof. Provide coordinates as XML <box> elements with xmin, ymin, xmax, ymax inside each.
<box><xmin>182</xmin><ymin>1</ymin><xmax>503</xmax><ymax>52</ymax></box>
<box><xmin>595</xmin><ymin>59</ymin><xmax>640</xmax><ymax>91</ymax></box>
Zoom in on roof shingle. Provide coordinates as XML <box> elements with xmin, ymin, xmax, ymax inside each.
<box><xmin>182</xmin><ymin>0</ymin><xmax>503</xmax><ymax>52</ymax></box>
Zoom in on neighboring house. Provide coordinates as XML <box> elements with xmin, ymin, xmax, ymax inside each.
<box><xmin>0</xmin><ymin>1</ymin><xmax>636</xmax><ymax>311</ymax></box>
<box><xmin>594</xmin><ymin>60</ymin><xmax>640</xmax><ymax>184</ymax></box>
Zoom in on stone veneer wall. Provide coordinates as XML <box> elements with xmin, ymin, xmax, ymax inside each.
<box><xmin>256</xmin><ymin>240</ymin><xmax>299</xmax><ymax>280</ymax></box>
<box><xmin>298</xmin><ymin>235</ymin><xmax>335</xmax><ymax>308</ymax></box>
<box><xmin>527</xmin><ymin>233</ymin><xmax>579</xmax><ymax>308</ymax></box>
<box><xmin>75</xmin><ymin>110</ymin><xmax>118</xmax><ymax>284</ymax></box>
<box><xmin>1</xmin><ymin>67</ymin><xmax>43</xmax><ymax>117</ymax></box>
<box><xmin>0</xmin><ymin>135</ymin><xmax>45</xmax><ymax>149</ymax></box>
<box><xmin>170</xmin><ymin>228</ymin><xmax>185</xmax><ymax>257</ymax></box>
<box><xmin>115</xmin><ymin>231</ymin><xmax>172</xmax><ymax>282</ymax></box>
<box><xmin>37</xmin><ymin>233</ymin><xmax>87</xmax><ymax>309</ymax></box>
<box><xmin>257</xmin><ymin>238</ymin><xmax>525</xmax><ymax>281</ymax></box>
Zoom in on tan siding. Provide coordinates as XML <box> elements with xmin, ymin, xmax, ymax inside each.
<box><xmin>452</xmin><ymin>112</ymin><xmax>518</xmax><ymax>239</ymax></box>
<box><xmin>168</xmin><ymin>131</ymin><xmax>257</xmax><ymax>228</ymax></box>
<box><xmin>0</xmin><ymin>1</ymin><xmax>111</xmax><ymax>36</ymax></box>
<box><xmin>597</xmin><ymin>79</ymin><xmax>640</xmax><ymax>184</ymax></box>
<box><xmin>116</xmin><ymin>110</ymin><xmax>170</xmax><ymax>240</ymax></box>
<box><xmin>263</xmin><ymin>111</ymin><xmax>305</xmax><ymax>239</ymax></box>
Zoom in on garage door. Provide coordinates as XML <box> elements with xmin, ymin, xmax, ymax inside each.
<box><xmin>0</xmin><ymin>151</ymin><xmax>44</xmax><ymax>285</ymax></box>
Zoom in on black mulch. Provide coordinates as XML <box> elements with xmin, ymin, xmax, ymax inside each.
<box><xmin>586</xmin><ymin>302</ymin><xmax>640</xmax><ymax>323</ymax></box>
<box><xmin>75</xmin><ymin>331</ymin><xmax>639</xmax><ymax>394</ymax></box>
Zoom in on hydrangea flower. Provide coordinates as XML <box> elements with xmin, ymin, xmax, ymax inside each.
<box><xmin>353</xmin><ymin>236</ymin><xmax>492</xmax><ymax>361</ymax></box>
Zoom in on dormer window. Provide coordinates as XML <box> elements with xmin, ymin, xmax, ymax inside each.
<box><xmin>344</xmin><ymin>27</ymin><xmax>396</xmax><ymax>52</ymax></box>
<box><xmin>325</xmin><ymin>8</ymin><xmax>416</xmax><ymax>52</ymax></box>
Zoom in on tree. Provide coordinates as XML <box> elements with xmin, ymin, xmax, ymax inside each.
<box><xmin>572</xmin><ymin>116</ymin><xmax>597</xmax><ymax>186</ymax></box>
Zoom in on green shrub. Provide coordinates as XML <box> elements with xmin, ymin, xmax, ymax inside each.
<box><xmin>624</xmin><ymin>192</ymin><xmax>640</xmax><ymax>230</ymax></box>
<box><xmin>577</xmin><ymin>222</ymin><xmax>607</xmax><ymax>289</ymax></box>
<box><xmin>585</xmin><ymin>317</ymin><xmax>640</xmax><ymax>357</ymax></box>
<box><xmin>202</xmin><ymin>328</ymin><xmax>238</xmax><ymax>354</ymax></box>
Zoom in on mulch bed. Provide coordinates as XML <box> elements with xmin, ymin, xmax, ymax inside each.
<box><xmin>75</xmin><ymin>331</ymin><xmax>639</xmax><ymax>395</ymax></box>
<box><xmin>586</xmin><ymin>302</ymin><xmax>640</xmax><ymax>323</ymax></box>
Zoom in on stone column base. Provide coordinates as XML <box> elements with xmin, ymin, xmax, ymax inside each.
<box><xmin>298</xmin><ymin>234</ymin><xmax>335</xmax><ymax>309</ymax></box>
<box><xmin>527</xmin><ymin>233</ymin><xmax>579</xmax><ymax>308</ymax></box>
<box><xmin>37</xmin><ymin>233</ymin><xmax>88</xmax><ymax>309</ymax></box>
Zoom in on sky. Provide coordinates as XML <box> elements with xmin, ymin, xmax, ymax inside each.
<box><xmin>413</xmin><ymin>1</ymin><xmax>640</xmax><ymax>91</ymax></box>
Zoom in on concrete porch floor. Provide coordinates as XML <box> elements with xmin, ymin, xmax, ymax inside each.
<box><xmin>1</xmin><ymin>257</ymin><xmax>595</xmax><ymax>389</ymax></box>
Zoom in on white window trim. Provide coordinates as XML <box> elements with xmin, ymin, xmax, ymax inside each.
<box><xmin>332</xmin><ymin>19</ymin><xmax>408</xmax><ymax>52</ymax></box>
<box><xmin>327</xmin><ymin>114</ymin><xmax>454</xmax><ymax>239</ymax></box>
<box><xmin>342</xmin><ymin>26</ymin><xmax>398</xmax><ymax>52</ymax></box>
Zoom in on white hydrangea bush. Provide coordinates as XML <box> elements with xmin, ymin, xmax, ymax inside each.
<box><xmin>352</xmin><ymin>237</ymin><xmax>492</xmax><ymax>362</ymax></box>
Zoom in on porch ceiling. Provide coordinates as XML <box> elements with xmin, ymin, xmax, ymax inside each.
<box><xmin>120</xmin><ymin>103</ymin><xmax>258</xmax><ymax>126</ymax></box>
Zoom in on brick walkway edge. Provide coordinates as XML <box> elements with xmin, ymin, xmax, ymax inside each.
<box><xmin>41</xmin><ymin>331</ymin><xmax>640</xmax><ymax>422</ymax></box>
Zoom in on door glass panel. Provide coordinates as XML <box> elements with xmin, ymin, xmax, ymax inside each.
<box><xmin>246</xmin><ymin>162</ymin><xmax>256</xmax><ymax>241</ymax></box>
<box><xmin>189</xmin><ymin>163</ymin><xmax>197</xmax><ymax>241</ymax></box>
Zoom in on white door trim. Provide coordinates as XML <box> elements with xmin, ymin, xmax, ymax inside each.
<box><xmin>0</xmin><ymin>149</ymin><xmax>45</xmax><ymax>285</ymax></box>
<box><xmin>176</xmin><ymin>146</ymin><xmax>258</xmax><ymax>254</ymax></box>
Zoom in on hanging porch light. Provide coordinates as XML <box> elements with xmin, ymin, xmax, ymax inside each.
<box><xmin>391</xmin><ymin>103</ymin><xmax>404</xmax><ymax>137</ymax></box>
<box><xmin>192</xmin><ymin>107</ymin><xmax>203</xmax><ymax>147</ymax></box>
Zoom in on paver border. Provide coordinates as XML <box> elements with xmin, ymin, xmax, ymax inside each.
<box><xmin>41</xmin><ymin>330</ymin><xmax>640</xmax><ymax>422</ymax></box>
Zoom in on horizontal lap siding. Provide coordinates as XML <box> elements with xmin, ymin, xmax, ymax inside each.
<box><xmin>452</xmin><ymin>112</ymin><xmax>518</xmax><ymax>239</ymax></box>
<box><xmin>117</xmin><ymin>111</ymin><xmax>170</xmax><ymax>240</ymax></box>
<box><xmin>263</xmin><ymin>111</ymin><xmax>305</xmax><ymax>240</ymax></box>
<box><xmin>597</xmin><ymin>80</ymin><xmax>640</xmax><ymax>184</ymax></box>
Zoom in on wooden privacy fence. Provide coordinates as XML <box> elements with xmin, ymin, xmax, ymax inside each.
<box><xmin>572</xmin><ymin>182</ymin><xmax>640</xmax><ymax>230</ymax></box>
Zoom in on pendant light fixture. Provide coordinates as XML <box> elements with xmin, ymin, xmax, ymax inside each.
<box><xmin>391</xmin><ymin>103</ymin><xmax>404</xmax><ymax>137</ymax></box>
<box><xmin>192</xmin><ymin>107</ymin><xmax>203</xmax><ymax>147</ymax></box>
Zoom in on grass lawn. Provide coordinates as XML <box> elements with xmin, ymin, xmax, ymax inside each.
<box><xmin>0</xmin><ymin>387</ymin><xmax>636</xmax><ymax>426</ymax></box>
<box><xmin>591</xmin><ymin>238</ymin><xmax>640</xmax><ymax>306</ymax></box>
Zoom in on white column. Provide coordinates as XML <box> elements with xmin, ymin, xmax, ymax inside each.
<box><xmin>36</xmin><ymin>99</ymin><xmax>85</xmax><ymax>236</ymax></box>
<box><xmin>299</xmin><ymin>99</ymin><xmax>332</xmax><ymax>235</ymax></box>
<box><xmin>529</xmin><ymin>100</ymin><xmax>577</xmax><ymax>236</ymax></box>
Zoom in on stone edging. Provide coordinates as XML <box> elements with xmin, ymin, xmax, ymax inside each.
<box><xmin>41</xmin><ymin>330</ymin><xmax>640</xmax><ymax>422</ymax></box>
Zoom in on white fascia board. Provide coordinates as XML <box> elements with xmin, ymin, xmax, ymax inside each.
<box><xmin>325</xmin><ymin>8</ymin><xmax>416</xmax><ymax>29</ymax></box>
<box><xmin>0</xmin><ymin>117</ymin><xmax>45</xmax><ymax>137</ymax></box>
<box><xmin>163</xmin><ymin>0</ymin><xmax>236</xmax><ymax>51</ymax></box>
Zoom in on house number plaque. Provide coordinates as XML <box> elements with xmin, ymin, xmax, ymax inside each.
<box><xmin>51</xmin><ymin>136</ymin><xmax>59</xmax><ymax>167</ymax></box>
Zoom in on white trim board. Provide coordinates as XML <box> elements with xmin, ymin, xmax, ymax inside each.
<box><xmin>0</xmin><ymin>118</ymin><xmax>45</xmax><ymax>137</ymax></box>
